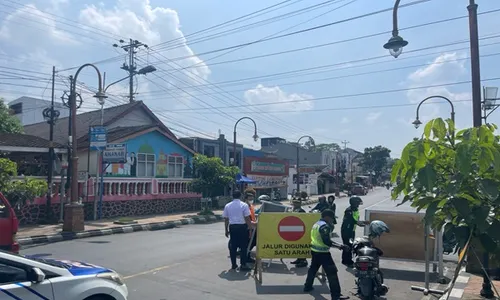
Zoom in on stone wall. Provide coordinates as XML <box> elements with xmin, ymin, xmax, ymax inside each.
<box><xmin>16</xmin><ymin>197</ymin><xmax>202</xmax><ymax>225</ymax></box>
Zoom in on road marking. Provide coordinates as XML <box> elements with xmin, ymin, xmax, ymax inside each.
<box><xmin>123</xmin><ymin>262</ymin><xmax>183</xmax><ymax>280</ymax></box>
<box><xmin>362</xmin><ymin>196</ymin><xmax>392</xmax><ymax>211</ymax></box>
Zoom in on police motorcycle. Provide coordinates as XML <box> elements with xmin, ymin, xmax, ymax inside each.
<box><xmin>350</xmin><ymin>220</ymin><xmax>390</xmax><ymax>300</ymax></box>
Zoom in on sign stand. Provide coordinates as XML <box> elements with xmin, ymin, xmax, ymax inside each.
<box><xmin>251</xmin><ymin>204</ymin><xmax>326</xmax><ymax>285</ymax></box>
<box><xmin>98</xmin><ymin>143</ymin><xmax>127</xmax><ymax>220</ymax></box>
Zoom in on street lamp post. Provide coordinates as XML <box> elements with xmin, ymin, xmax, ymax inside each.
<box><xmin>233</xmin><ymin>117</ymin><xmax>259</xmax><ymax>191</ymax></box>
<box><xmin>385</xmin><ymin>0</ymin><xmax>482</xmax><ymax>127</ymax></box>
<box><xmin>412</xmin><ymin>96</ymin><xmax>456</xmax><ymax>132</ymax></box>
<box><xmin>63</xmin><ymin>64</ymin><xmax>106</xmax><ymax>233</ymax></box>
<box><xmin>295</xmin><ymin>136</ymin><xmax>315</xmax><ymax>197</ymax></box>
<box><xmin>482</xmin><ymin>86</ymin><xmax>500</xmax><ymax>123</ymax></box>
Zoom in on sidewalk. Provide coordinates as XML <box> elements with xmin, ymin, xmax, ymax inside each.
<box><xmin>18</xmin><ymin>192</ymin><xmax>346</xmax><ymax>247</ymax></box>
<box><xmin>444</xmin><ymin>269</ymin><xmax>500</xmax><ymax>300</ymax></box>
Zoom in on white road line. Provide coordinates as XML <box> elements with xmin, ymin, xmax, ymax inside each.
<box><xmin>362</xmin><ymin>197</ymin><xmax>392</xmax><ymax>211</ymax></box>
<box><xmin>279</xmin><ymin>226</ymin><xmax>304</xmax><ymax>232</ymax></box>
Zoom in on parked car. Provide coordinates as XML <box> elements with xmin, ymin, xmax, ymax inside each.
<box><xmin>0</xmin><ymin>192</ymin><xmax>19</xmax><ymax>253</ymax></box>
<box><xmin>0</xmin><ymin>250</ymin><xmax>128</xmax><ymax>299</ymax></box>
<box><xmin>351</xmin><ymin>184</ymin><xmax>367</xmax><ymax>196</ymax></box>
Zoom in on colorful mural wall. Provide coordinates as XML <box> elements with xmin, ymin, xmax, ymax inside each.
<box><xmin>104</xmin><ymin>130</ymin><xmax>193</xmax><ymax>178</ymax></box>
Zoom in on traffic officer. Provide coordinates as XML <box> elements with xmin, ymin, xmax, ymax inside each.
<box><xmin>290</xmin><ymin>200</ymin><xmax>308</xmax><ymax>268</ymax></box>
<box><xmin>340</xmin><ymin>196</ymin><xmax>367</xmax><ymax>268</ymax></box>
<box><xmin>310</xmin><ymin>195</ymin><xmax>329</xmax><ymax>212</ymax></box>
<box><xmin>304</xmin><ymin>209</ymin><xmax>350</xmax><ymax>300</ymax></box>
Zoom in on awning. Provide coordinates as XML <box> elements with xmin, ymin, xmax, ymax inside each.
<box><xmin>236</xmin><ymin>173</ymin><xmax>256</xmax><ymax>184</ymax></box>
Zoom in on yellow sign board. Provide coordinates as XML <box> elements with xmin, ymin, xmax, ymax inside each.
<box><xmin>257</xmin><ymin>212</ymin><xmax>321</xmax><ymax>259</ymax></box>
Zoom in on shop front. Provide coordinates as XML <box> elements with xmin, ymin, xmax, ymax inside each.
<box><xmin>243</xmin><ymin>157</ymin><xmax>289</xmax><ymax>200</ymax></box>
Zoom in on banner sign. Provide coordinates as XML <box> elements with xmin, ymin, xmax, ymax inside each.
<box><xmin>250</xmin><ymin>161</ymin><xmax>286</xmax><ymax>174</ymax></box>
<box><xmin>103</xmin><ymin>143</ymin><xmax>127</xmax><ymax>164</ymax></box>
<box><xmin>89</xmin><ymin>126</ymin><xmax>107</xmax><ymax>151</ymax></box>
<box><xmin>247</xmin><ymin>175</ymin><xmax>286</xmax><ymax>187</ymax></box>
<box><xmin>257</xmin><ymin>212</ymin><xmax>321</xmax><ymax>259</ymax></box>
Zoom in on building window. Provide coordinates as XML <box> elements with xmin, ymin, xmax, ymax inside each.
<box><xmin>168</xmin><ymin>156</ymin><xmax>183</xmax><ymax>178</ymax></box>
<box><xmin>203</xmin><ymin>145</ymin><xmax>215</xmax><ymax>157</ymax></box>
<box><xmin>9</xmin><ymin>103</ymin><xmax>22</xmax><ymax>115</ymax></box>
<box><xmin>137</xmin><ymin>153</ymin><xmax>156</xmax><ymax>177</ymax></box>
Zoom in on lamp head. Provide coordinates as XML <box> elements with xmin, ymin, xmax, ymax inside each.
<box><xmin>412</xmin><ymin>119</ymin><xmax>422</xmax><ymax>129</ymax></box>
<box><xmin>383</xmin><ymin>35</ymin><xmax>408</xmax><ymax>58</ymax></box>
<box><xmin>94</xmin><ymin>90</ymin><xmax>107</xmax><ymax>106</ymax></box>
<box><xmin>252</xmin><ymin>133</ymin><xmax>259</xmax><ymax>142</ymax></box>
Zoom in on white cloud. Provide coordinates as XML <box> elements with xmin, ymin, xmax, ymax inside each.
<box><xmin>405</xmin><ymin>52</ymin><xmax>471</xmax><ymax>123</ymax></box>
<box><xmin>366</xmin><ymin>112</ymin><xmax>382</xmax><ymax>123</ymax></box>
<box><xmin>340</xmin><ymin>117</ymin><xmax>350</xmax><ymax>124</ymax></box>
<box><xmin>243</xmin><ymin>84</ymin><xmax>314</xmax><ymax>112</ymax></box>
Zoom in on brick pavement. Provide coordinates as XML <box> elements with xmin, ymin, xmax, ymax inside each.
<box><xmin>461</xmin><ymin>275</ymin><xmax>500</xmax><ymax>300</ymax></box>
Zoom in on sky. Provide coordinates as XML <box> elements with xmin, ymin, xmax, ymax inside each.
<box><xmin>1</xmin><ymin>0</ymin><xmax>500</xmax><ymax>158</ymax></box>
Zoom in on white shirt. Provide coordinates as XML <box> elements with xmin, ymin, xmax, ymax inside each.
<box><xmin>223</xmin><ymin>199</ymin><xmax>250</xmax><ymax>225</ymax></box>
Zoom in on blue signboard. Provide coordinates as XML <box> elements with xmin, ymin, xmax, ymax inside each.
<box><xmin>103</xmin><ymin>143</ymin><xmax>127</xmax><ymax>164</ymax></box>
<box><xmin>89</xmin><ymin>126</ymin><xmax>107</xmax><ymax>150</ymax></box>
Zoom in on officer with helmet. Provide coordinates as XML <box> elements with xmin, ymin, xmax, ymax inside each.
<box><xmin>341</xmin><ymin>196</ymin><xmax>368</xmax><ymax>267</ymax></box>
<box><xmin>310</xmin><ymin>195</ymin><xmax>330</xmax><ymax>212</ymax></box>
<box><xmin>304</xmin><ymin>209</ymin><xmax>350</xmax><ymax>300</ymax></box>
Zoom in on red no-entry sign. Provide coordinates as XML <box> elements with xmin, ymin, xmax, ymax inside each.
<box><xmin>278</xmin><ymin>216</ymin><xmax>306</xmax><ymax>241</ymax></box>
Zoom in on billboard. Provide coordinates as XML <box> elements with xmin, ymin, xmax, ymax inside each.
<box><xmin>244</xmin><ymin>157</ymin><xmax>289</xmax><ymax>176</ymax></box>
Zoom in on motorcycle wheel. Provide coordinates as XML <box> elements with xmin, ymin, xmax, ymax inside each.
<box><xmin>358</xmin><ymin>278</ymin><xmax>375</xmax><ymax>300</ymax></box>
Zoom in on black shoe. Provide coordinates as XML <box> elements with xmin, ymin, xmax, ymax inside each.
<box><xmin>240</xmin><ymin>266</ymin><xmax>252</xmax><ymax>272</ymax></box>
<box><xmin>296</xmin><ymin>262</ymin><xmax>308</xmax><ymax>268</ymax></box>
<box><xmin>332</xmin><ymin>295</ymin><xmax>349</xmax><ymax>300</ymax></box>
<box><xmin>304</xmin><ymin>286</ymin><xmax>314</xmax><ymax>293</ymax></box>
<box><xmin>290</xmin><ymin>259</ymin><xmax>299</xmax><ymax>264</ymax></box>
<box><xmin>231</xmin><ymin>265</ymin><xmax>238</xmax><ymax>270</ymax></box>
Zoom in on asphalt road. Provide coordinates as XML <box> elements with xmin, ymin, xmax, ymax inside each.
<box><xmin>22</xmin><ymin>189</ymin><xmax>451</xmax><ymax>300</ymax></box>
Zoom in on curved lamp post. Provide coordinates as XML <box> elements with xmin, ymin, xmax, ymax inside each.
<box><xmin>383</xmin><ymin>0</ymin><xmax>408</xmax><ymax>58</ymax></box>
<box><xmin>295</xmin><ymin>135</ymin><xmax>315</xmax><ymax>196</ymax></box>
<box><xmin>64</xmin><ymin>63</ymin><xmax>107</xmax><ymax>232</ymax></box>
<box><xmin>233</xmin><ymin>117</ymin><xmax>259</xmax><ymax>191</ymax></box>
<box><xmin>386</xmin><ymin>0</ymin><xmax>482</xmax><ymax>127</ymax></box>
<box><xmin>412</xmin><ymin>96</ymin><xmax>456</xmax><ymax>131</ymax></box>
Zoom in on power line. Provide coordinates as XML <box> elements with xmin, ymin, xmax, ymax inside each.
<box><xmin>150</xmin><ymin>11</ymin><xmax>500</xmax><ymax>70</ymax></box>
<box><xmin>168</xmin><ymin>99</ymin><xmax>473</xmax><ymax>114</ymax></box>
<box><xmin>162</xmin><ymin>77</ymin><xmax>500</xmax><ymax>111</ymax></box>
<box><xmin>144</xmin><ymin>0</ymin><xmax>429</xmax><ymax>57</ymax></box>
<box><xmin>137</xmin><ymin>37</ymin><xmax>500</xmax><ymax>97</ymax></box>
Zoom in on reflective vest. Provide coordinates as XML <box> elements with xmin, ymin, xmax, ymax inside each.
<box><xmin>353</xmin><ymin>210</ymin><xmax>360</xmax><ymax>231</ymax></box>
<box><xmin>311</xmin><ymin>220</ymin><xmax>330</xmax><ymax>253</ymax></box>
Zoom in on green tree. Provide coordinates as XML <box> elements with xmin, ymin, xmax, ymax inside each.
<box><xmin>391</xmin><ymin>118</ymin><xmax>500</xmax><ymax>256</ymax></box>
<box><xmin>0</xmin><ymin>98</ymin><xmax>23</xmax><ymax>134</ymax></box>
<box><xmin>190</xmin><ymin>154</ymin><xmax>238</xmax><ymax>197</ymax></box>
<box><xmin>361</xmin><ymin>146</ymin><xmax>391</xmax><ymax>177</ymax></box>
<box><xmin>0</xmin><ymin>158</ymin><xmax>47</xmax><ymax>207</ymax></box>
<box><xmin>313</xmin><ymin>143</ymin><xmax>340</xmax><ymax>152</ymax></box>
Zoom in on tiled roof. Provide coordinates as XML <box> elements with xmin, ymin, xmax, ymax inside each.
<box><xmin>77</xmin><ymin>125</ymin><xmax>156</xmax><ymax>147</ymax></box>
<box><xmin>23</xmin><ymin>101</ymin><xmax>175</xmax><ymax>145</ymax></box>
<box><xmin>0</xmin><ymin>133</ymin><xmax>64</xmax><ymax>148</ymax></box>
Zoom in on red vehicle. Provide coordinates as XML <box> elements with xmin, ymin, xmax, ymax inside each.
<box><xmin>0</xmin><ymin>192</ymin><xmax>19</xmax><ymax>253</ymax></box>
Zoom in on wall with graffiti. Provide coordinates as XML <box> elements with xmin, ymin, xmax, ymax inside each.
<box><xmin>104</xmin><ymin>130</ymin><xmax>193</xmax><ymax>178</ymax></box>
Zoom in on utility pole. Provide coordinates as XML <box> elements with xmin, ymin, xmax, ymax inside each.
<box><xmin>42</xmin><ymin>66</ymin><xmax>60</xmax><ymax>223</ymax></box>
<box><xmin>341</xmin><ymin>140</ymin><xmax>349</xmax><ymax>150</ymax></box>
<box><xmin>114</xmin><ymin>39</ymin><xmax>149</xmax><ymax>102</ymax></box>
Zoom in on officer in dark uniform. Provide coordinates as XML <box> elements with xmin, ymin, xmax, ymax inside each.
<box><xmin>327</xmin><ymin>195</ymin><xmax>337</xmax><ymax>224</ymax></box>
<box><xmin>340</xmin><ymin>196</ymin><xmax>367</xmax><ymax>267</ymax></box>
<box><xmin>304</xmin><ymin>209</ymin><xmax>350</xmax><ymax>300</ymax></box>
<box><xmin>310</xmin><ymin>195</ymin><xmax>329</xmax><ymax>212</ymax></box>
<box><xmin>290</xmin><ymin>200</ymin><xmax>308</xmax><ymax>268</ymax></box>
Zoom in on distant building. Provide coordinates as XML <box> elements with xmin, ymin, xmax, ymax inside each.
<box><xmin>8</xmin><ymin>96</ymin><xmax>70</xmax><ymax>126</ymax></box>
<box><xmin>179</xmin><ymin>134</ymin><xmax>243</xmax><ymax>169</ymax></box>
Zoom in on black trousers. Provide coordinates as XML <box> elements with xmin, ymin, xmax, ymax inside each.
<box><xmin>229</xmin><ymin>224</ymin><xmax>248</xmax><ymax>267</ymax></box>
<box><xmin>304</xmin><ymin>251</ymin><xmax>342</xmax><ymax>298</ymax></box>
<box><xmin>341</xmin><ymin>232</ymin><xmax>354</xmax><ymax>265</ymax></box>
